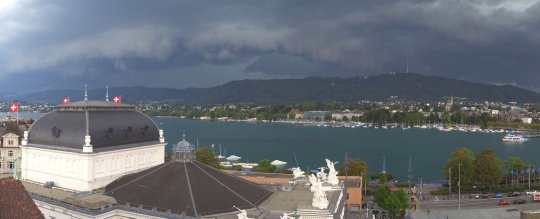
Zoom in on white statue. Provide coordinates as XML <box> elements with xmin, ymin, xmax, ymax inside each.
<box><xmin>317</xmin><ymin>167</ymin><xmax>327</xmax><ymax>182</ymax></box>
<box><xmin>292</xmin><ymin>167</ymin><xmax>305</xmax><ymax>179</ymax></box>
<box><xmin>234</xmin><ymin>206</ymin><xmax>252</xmax><ymax>219</ymax></box>
<box><xmin>308</xmin><ymin>174</ymin><xmax>317</xmax><ymax>192</ymax></box>
<box><xmin>326</xmin><ymin>159</ymin><xmax>339</xmax><ymax>186</ymax></box>
<box><xmin>310</xmin><ymin>174</ymin><xmax>329</xmax><ymax>209</ymax></box>
<box><xmin>22</xmin><ymin>131</ymin><xmax>29</xmax><ymax>146</ymax></box>
<box><xmin>159</xmin><ymin>129</ymin><xmax>165</xmax><ymax>143</ymax></box>
<box><xmin>280</xmin><ymin>212</ymin><xmax>292</xmax><ymax>219</ymax></box>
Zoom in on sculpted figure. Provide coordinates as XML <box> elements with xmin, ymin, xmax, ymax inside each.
<box><xmin>326</xmin><ymin>159</ymin><xmax>339</xmax><ymax>186</ymax></box>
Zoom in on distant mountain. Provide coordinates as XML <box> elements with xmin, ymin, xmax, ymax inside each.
<box><xmin>12</xmin><ymin>73</ymin><xmax>540</xmax><ymax>103</ymax></box>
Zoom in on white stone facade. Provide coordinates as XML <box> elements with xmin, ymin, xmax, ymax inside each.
<box><xmin>35</xmin><ymin>199</ymin><xmax>166</xmax><ymax>219</ymax></box>
<box><xmin>21</xmin><ymin>143</ymin><xmax>165</xmax><ymax>191</ymax></box>
<box><xmin>0</xmin><ymin>132</ymin><xmax>21</xmax><ymax>176</ymax></box>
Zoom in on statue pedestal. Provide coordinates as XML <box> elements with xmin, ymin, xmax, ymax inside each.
<box><xmin>327</xmin><ymin>175</ymin><xmax>339</xmax><ymax>186</ymax></box>
<box><xmin>312</xmin><ymin>195</ymin><xmax>329</xmax><ymax>209</ymax></box>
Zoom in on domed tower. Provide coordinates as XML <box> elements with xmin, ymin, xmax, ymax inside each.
<box><xmin>172</xmin><ymin>132</ymin><xmax>195</xmax><ymax>162</ymax></box>
<box><xmin>105</xmin><ymin>132</ymin><xmax>273</xmax><ymax>217</ymax></box>
<box><xmin>20</xmin><ymin>98</ymin><xmax>166</xmax><ymax>191</ymax></box>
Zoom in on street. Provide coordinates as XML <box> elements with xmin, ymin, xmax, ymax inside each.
<box><xmin>411</xmin><ymin>196</ymin><xmax>540</xmax><ymax>219</ymax></box>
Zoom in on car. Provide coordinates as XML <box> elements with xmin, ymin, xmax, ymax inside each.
<box><xmin>494</xmin><ymin>193</ymin><xmax>503</xmax><ymax>198</ymax></box>
<box><xmin>478</xmin><ymin>194</ymin><xmax>489</xmax><ymax>199</ymax></box>
<box><xmin>499</xmin><ymin>200</ymin><xmax>511</xmax><ymax>205</ymax></box>
<box><xmin>526</xmin><ymin>191</ymin><xmax>537</xmax><ymax>195</ymax></box>
<box><xmin>476</xmin><ymin>194</ymin><xmax>489</xmax><ymax>199</ymax></box>
<box><xmin>513</xmin><ymin>199</ymin><xmax>527</xmax><ymax>204</ymax></box>
<box><xmin>473</xmin><ymin>193</ymin><xmax>487</xmax><ymax>199</ymax></box>
<box><xmin>508</xmin><ymin>191</ymin><xmax>521</xmax><ymax>197</ymax></box>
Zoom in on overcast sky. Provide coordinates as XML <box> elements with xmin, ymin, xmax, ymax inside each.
<box><xmin>1</xmin><ymin>0</ymin><xmax>540</xmax><ymax>93</ymax></box>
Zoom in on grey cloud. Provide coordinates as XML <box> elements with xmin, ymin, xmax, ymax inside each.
<box><xmin>244</xmin><ymin>53</ymin><xmax>354</xmax><ymax>77</ymax></box>
<box><xmin>4</xmin><ymin>26</ymin><xmax>179</xmax><ymax>73</ymax></box>
<box><xmin>1</xmin><ymin>0</ymin><xmax>540</xmax><ymax>92</ymax></box>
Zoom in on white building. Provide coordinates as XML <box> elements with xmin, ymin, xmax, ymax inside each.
<box><xmin>331</xmin><ymin>111</ymin><xmax>363</xmax><ymax>121</ymax></box>
<box><xmin>0</xmin><ymin>122</ymin><xmax>22</xmax><ymax>177</ymax></box>
<box><xmin>522</xmin><ymin>117</ymin><xmax>533</xmax><ymax>124</ymax></box>
<box><xmin>21</xmin><ymin>100</ymin><xmax>166</xmax><ymax>191</ymax></box>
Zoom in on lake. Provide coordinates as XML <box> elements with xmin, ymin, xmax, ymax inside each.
<box><xmin>3</xmin><ymin>112</ymin><xmax>538</xmax><ymax>181</ymax></box>
<box><xmin>154</xmin><ymin>117</ymin><xmax>538</xmax><ymax>181</ymax></box>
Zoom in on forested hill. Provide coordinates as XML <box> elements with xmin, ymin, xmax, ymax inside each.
<box><xmin>14</xmin><ymin>73</ymin><xmax>540</xmax><ymax>103</ymax></box>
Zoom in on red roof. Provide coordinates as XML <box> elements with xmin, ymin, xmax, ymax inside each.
<box><xmin>0</xmin><ymin>178</ymin><xmax>44</xmax><ymax>219</ymax></box>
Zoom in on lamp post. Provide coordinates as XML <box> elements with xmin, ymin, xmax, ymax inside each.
<box><xmin>12</xmin><ymin>157</ymin><xmax>20</xmax><ymax>180</ymax></box>
<box><xmin>408</xmin><ymin>156</ymin><xmax>413</xmax><ymax>191</ymax></box>
<box><xmin>418</xmin><ymin>177</ymin><xmax>423</xmax><ymax>201</ymax></box>
<box><xmin>529</xmin><ymin>164</ymin><xmax>531</xmax><ymax>192</ymax></box>
<box><xmin>449</xmin><ymin>167</ymin><xmax>451</xmax><ymax>198</ymax></box>
<box><xmin>458</xmin><ymin>162</ymin><xmax>462</xmax><ymax>213</ymax></box>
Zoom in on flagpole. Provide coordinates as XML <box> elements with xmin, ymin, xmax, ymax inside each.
<box><xmin>16</xmin><ymin>101</ymin><xmax>18</xmax><ymax>127</ymax></box>
<box><xmin>529</xmin><ymin>164</ymin><xmax>531</xmax><ymax>191</ymax></box>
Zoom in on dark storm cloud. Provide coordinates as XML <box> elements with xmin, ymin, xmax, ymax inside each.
<box><xmin>1</xmin><ymin>0</ymin><xmax>540</xmax><ymax>92</ymax></box>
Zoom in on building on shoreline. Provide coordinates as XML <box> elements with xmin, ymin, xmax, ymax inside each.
<box><xmin>0</xmin><ymin>122</ymin><xmax>25</xmax><ymax>177</ymax></box>
<box><xmin>331</xmin><ymin>110</ymin><xmax>363</xmax><ymax>121</ymax></box>
<box><xmin>303</xmin><ymin>111</ymin><xmax>332</xmax><ymax>121</ymax></box>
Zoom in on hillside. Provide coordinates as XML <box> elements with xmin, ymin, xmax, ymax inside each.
<box><xmin>13</xmin><ymin>73</ymin><xmax>540</xmax><ymax>103</ymax></box>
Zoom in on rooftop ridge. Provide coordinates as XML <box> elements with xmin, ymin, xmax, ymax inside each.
<box><xmin>56</xmin><ymin>100</ymin><xmax>134</xmax><ymax>112</ymax></box>
<box><xmin>190</xmin><ymin>161</ymin><xmax>257</xmax><ymax>208</ymax></box>
<box><xmin>104</xmin><ymin>161</ymin><xmax>175</xmax><ymax>195</ymax></box>
<box><xmin>183</xmin><ymin>162</ymin><xmax>198</xmax><ymax>216</ymax></box>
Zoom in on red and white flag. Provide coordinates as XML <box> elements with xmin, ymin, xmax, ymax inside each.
<box><xmin>9</xmin><ymin>102</ymin><xmax>18</xmax><ymax>112</ymax></box>
<box><xmin>112</xmin><ymin>95</ymin><xmax>121</xmax><ymax>103</ymax></box>
<box><xmin>62</xmin><ymin>96</ymin><xmax>70</xmax><ymax>104</ymax></box>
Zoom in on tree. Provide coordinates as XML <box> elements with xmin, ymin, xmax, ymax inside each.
<box><xmin>504</xmin><ymin>156</ymin><xmax>526</xmax><ymax>175</ymax></box>
<box><xmin>288</xmin><ymin>112</ymin><xmax>296</xmax><ymax>120</ymax></box>
<box><xmin>427</xmin><ymin>113</ymin><xmax>440</xmax><ymax>123</ymax></box>
<box><xmin>254</xmin><ymin>159</ymin><xmax>276</xmax><ymax>173</ymax></box>
<box><xmin>441</xmin><ymin>114</ymin><xmax>451</xmax><ymax>124</ymax></box>
<box><xmin>195</xmin><ymin>147</ymin><xmax>220</xmax><ymax>168</ymax></box>
<box><xmin>371</xmin><ymin>172</ymin><xmax>394</xmax><ymax>184</ymax></box>
<box><xmin>164</xmin><ymin>152</ymin><xmax>172</xmax><ymax>162</ymax></box>
<box><xmin>475</xmin><ymin>149</ymin><xmax>503</xmax><ymax>189</ymax></box>
<box><xmin>338</xmin><ymin>158</ymin><xmax>368</xmax><ymax>177</ymax></box>
<box><xmin>373</xmin><ymin>186</ymin><xmax>409</xmax><ymax>217</ymax></box>
<box><xmin>444</xmin><ymin>147</ymin><xmax>476</xmax><ymax>188</ymax></box>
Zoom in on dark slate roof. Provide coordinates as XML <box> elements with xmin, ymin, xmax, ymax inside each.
<box><xmin>0</xmin><ymin>177</ymin><xmax>44</xmax><ymax>219</ymax></box>
<box><xmin>2</xmin><ymin>122</ymin><xmax>20</xmax><ymax>136</ymax></box>
<box><xmin>28</xmin><ymin>100</ymin><xmax>159</xmax><ymax>150</ymax></box>
<box><xmin>104</xmin><ymin>161</ymin><xmax>272</xmax><ymax>217</ymax></box>
<box><xmin>56</xmin><ymin>100</ymin><xmax>134</xmax><ymax>111</ymax></box>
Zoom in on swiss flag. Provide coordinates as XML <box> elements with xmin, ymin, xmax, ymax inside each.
<box><xmin>112</xmin><ymin>95</ymin><xmax>121</xmax><ymax>103</ymax></box>
<box><xmin>9</xmin><ymin>102</ymin><xmax>18</xmax><ymax>112</ymax></box>
<box><xmin>62</xmin><ymin>96</ymin><xmax>70</xmax><ymax>104</ymax></box>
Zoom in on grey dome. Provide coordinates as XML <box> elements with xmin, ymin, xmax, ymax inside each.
<box><xmin>172</xmin><ymin>133</ymin><xmax>193</xmax><ymax>151</ymax></box>
<box><xmin>105</xmin><ymin>161</ymin><xmax>272</xmax><ymax>217</ymax></box>
<box><xmin>28</xmin><ymin>100</ymin><xmax>160</xmax><ymax>151</ymax></box>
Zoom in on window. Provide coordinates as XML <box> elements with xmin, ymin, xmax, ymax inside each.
<box><xmin>0</xmin><ymin>161</ymin><xmax>2</xmax><ymax>169</ymax></box>
<box><xmin>8</xmin><ymin>140</ymin><xmax>13</xmax><ymax>145</ymax></box>
<box><xmin>8</xmin><ymin>150</ymin><xmax>14</xmax><ymax>157</ymax></box>
<box><xmin>8</xmin><ymin>161</ymin><xmax>14</xmax><ymax>169</ymax></box>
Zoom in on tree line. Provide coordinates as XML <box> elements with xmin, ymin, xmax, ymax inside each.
<box><xmin>444</xmin><ymin>147</ymin><xmax>535</xmax><ymax>191</ymax></box>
